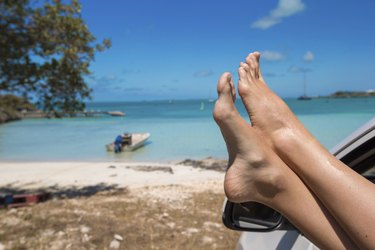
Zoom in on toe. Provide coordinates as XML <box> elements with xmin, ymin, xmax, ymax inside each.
<box><xmin>217</xmin><ymin>72</ymin><xmax>233</xmax><ymax>97</ymax></box>
<box><xmin>214</xmin><ymin>73</ymin><xmax>236</xmax><ymax>122</ymax></box>
<box><xmin>247</xmin><ymin>54</ymin><xmax>258</xmax><ymax>78</ymax></box>
<box><xmin>238</xmin><ymin>66</ymin><xmax>247</xmax><ymax>80</ymax></box>
<box><xmin>252</xmin><ymin>52</ymin><xmax>265</xmax><ymax>82</ymax></box>
<box><xmin>253</xmin><ymin>52</ymin><xmax>262</xmax><ymax>79</ymax></box>
<box><xmin>228</xmin><ymin>77</ymin><xmax>237</xmax><ymax>101</ymax></box>
<box><xmin>238</xmin><ymin>64</ymin><xmax>252</xmax><ymax>96</ymax></box>
<box><xmin>253</xmin><ymin>51</ymin><xmax>261</xmax><ymax>61</ymax></box>
<box><xmin>246</xmin><ymin>53</ymin><xmax>254</xmax><ymax>67</ymax></box>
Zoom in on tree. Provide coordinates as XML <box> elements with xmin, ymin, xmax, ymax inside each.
<box><xmin>0</xmin><ymin>0</ymin><xmax>110</xmax><ymax>116</ymax></box>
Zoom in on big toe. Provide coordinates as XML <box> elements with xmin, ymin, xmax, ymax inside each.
<box><xmin>245</xmin><ymin>52</ymin><xmax>261</xmax><ymax>78</ymax></box>
<box><xmin>217</xmin><ymin>72</ymin><xmax>236</xmax><ymax>102</ymax></box>
<box><xmin>213</xmin><ymin>73</ymin><xmax>237</xmax><ymax>122</ymax></box>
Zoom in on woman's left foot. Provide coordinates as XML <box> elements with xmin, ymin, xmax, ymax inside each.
<box><xmin>213</xmin><ymin>72</ymin><xmax>287</xmax><ymax>203</ymax></box>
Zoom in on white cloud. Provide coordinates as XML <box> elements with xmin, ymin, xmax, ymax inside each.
<box><xmin>194</xmin><ymin>70</ymin><xmax>214</xmax><ymax>78</ymax></box>
<box><xmin>303</xmin><ymin>51</ymin><xmax>315</xmax><ymax>62</ymax></box>
<box><xmin>261</xmin><ymin>51</ymin><xmax>285</xmax><ymax>61</ymax></box>
<box><xmin>288</xmin><ymin>66</ymin><xmax>311</xmax><ymax>73</ymax></box>
<box><xmin>252</xmin><ymin>17</ymin><xmax>281</xmax><ymax>30</ymax></box>
<box><xmin>251</xmin><ymin>0</ymin><xmax>306</xmax><ymax>30</ymax></box>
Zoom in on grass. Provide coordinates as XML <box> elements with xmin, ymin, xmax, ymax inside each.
<box><xmin>0</xmin><ymin>185</ymin><xmax>240</xmax><ymax>249</ymax></box>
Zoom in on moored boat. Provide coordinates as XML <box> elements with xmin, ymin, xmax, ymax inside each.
<box><xmin>298</xmin><ymin>95</ymin><xmax>312</xmax><ymax>100</ymax></box>
<box><xmin>106</xmin><ymin>133</ymin><xmax>150</xmax><ymax>152</ymax></box>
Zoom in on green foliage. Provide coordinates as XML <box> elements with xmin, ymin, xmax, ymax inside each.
<box><xmin>0</xmin><ymin>94</ymin><xmax>36</xmax><ymax>111</ymax></box>
<box><xmin>0</xmin><ymin>0</ymin><xmax>110</xmax><ymax>114</ymax></box>
<box><xmin>330</xmin><ymin>91</ymin><xmax>375</xmax><ymax>98</ymax></box>
<box><xmin>0</xmin><ymin>94</ymin><xmax>35</xmax><ymax>123</ymax></box>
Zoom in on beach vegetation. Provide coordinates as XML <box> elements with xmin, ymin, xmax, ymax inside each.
<box><xmin>0</xmin><ymin>0</ymin><xmax>110</xmax><ymax>116</ymax></box>
<box><xmin>329</xmin><ymin>91</ymin><xmax>375</xmax><ymax>98</ymax></box>
<box><xmin>0</xmin><ymin>94</ymin><xmax>36</xmax><ymax>123</ymax></box>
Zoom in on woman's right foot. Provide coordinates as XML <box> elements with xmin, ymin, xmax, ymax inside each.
<box><xmin>237</xmin><ymin>52</ymin><xmax>319</xmax><ymax>158</ymax></box>
<box><xmin>237</xmin><ymin>52</ymin><xmax>375</xmax><ymax>250</ymax></box>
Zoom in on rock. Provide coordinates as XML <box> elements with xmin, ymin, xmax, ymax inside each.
<box><xmin>82</xmin><ymin>233</ymin><xmax>90</xmax><ymax>242</ymax></box>
<box><xmin>109</xmin><ymin>239</ymin><xmax>120</xmax><ymax>249</ymax></box>
<box><xmin>181</xmin><ymin>228</ymin><xmax>200</xmax><ymax>236</ymax></box>
<box><xmin>19</xmin><ymin>237</ymin><xmax>26</xmax><ymax>245</ymax></box>
<box><xmin>178</xmin><ymin>158</ymin><xmax>227</xmax><ymax>172</ymax></box>
<box><xmin>108</xmin><ymin>165</ymin><xmax>117</xmax><ymax>169</ymax></box>
<box><xmin>80</xmin><ymin>225</ymin><xmax>91</xmax><ymax>234</ymax></box>
<box><xmin>201</xmin><ymin>236</ymin><xmax>214</xmax><ymax>244</ymax></box>
<box><xmin>166</xmin><ymin>222</ymin><xmax>176</xmax><ymax>228</ymax></box>
<box><xmin>40</xmin><ymin>229</ymin><xmax>55</xmax><ymax>238</ymax></box>
<box><xmin>57</xmin><ymin>231</ymin><xmax>65</xmax><ymax>237</ymax></box>
<box><xmin>203</xmin><ymin>221</ymin><xmax>221</xmax><ymax>229</ymax></box>
<box><xmin>132</xmin><ymin>165</ymin><xmax>174</xmax><ymax>174</ymax></box>
<box><xmin>114</xmin><ymin>234</ymin><xmax>123</xmax><ymax>241</ymax></box>
<box><xmin>7</xmin><ymin>209</ymin><xmax>17</xmax><ymax>214</ymax></box>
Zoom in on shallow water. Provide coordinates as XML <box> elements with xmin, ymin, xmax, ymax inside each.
<box><xmin>0</xmin><ymin>98</ymin><xmax>374</xmax><ymax>162</ymax></box>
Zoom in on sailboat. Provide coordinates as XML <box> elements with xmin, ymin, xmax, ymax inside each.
<box><xmin>208</xmin><ymin>90</ymin><xmax>215</xmax><ymax>103</ymax></box>
<box><xmin>298</xmin><ymin>72</ymin><xmax>312</xmax><ymax>100</ymax></box>
<box><xmin>200</xmin><ymin>101</ymin><xmax>205</xmax><ymax>110</ymax></box>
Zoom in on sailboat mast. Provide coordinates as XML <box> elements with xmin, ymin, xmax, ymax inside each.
<box><xmin>303</xmin><ymin>72</ymin><xmax>307</xmax><ymax>97</ymax></box>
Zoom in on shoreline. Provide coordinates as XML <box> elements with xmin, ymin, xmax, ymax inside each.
<box><xmin>0</xmin><ymin>158</ymin><xmax>227</xmax><ymax>191</ymax></box>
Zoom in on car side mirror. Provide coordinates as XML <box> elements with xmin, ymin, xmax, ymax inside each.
<box><xmin>222</xmin><ymin>199</ymin><xmax>295</xmax><ymax>232</ymax></box>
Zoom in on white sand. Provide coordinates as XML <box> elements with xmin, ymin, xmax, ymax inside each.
<box><xmin>0</xmin><ymin>162</ymin><xmax>224</xmax><ymax>190</ymax></box>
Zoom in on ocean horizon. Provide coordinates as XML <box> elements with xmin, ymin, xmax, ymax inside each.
<box><xmin>0</xmin><ymin>97</ymin><xmax>374</xmax><ymax>163</ymax></box>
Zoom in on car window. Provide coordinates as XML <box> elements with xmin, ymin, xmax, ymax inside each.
<box><xmin>363</xmin><ymin>164</ymin><xmax>375</xmax><ymax>176</ymax></box>
<box><xmin>340</xmin><ymin>136</ymin><xmax>375</xmax><ymax>175</ymax></box>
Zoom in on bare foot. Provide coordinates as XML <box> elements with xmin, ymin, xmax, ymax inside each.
<box><xmin>238</xmin><ymin>52</ymin><xmax>317</xmax><ymax>153</ymax></box>
<box><xmin>213</xmin><ymin>72</ymin><xmax>358</xmax><ymax>250</ymax></box>
<box><xmin>237</xmin><ymin>52</ymin><xmax>374</xmax><ymax>249</ymax></box>
<box><xmin>213</xmin><ymin>72</ymin><xmax>287</xmax><ymax>203</ymax></box>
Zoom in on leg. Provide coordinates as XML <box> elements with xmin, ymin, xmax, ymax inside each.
<box><xmin>214</xmin><ymin>73</ymin><xmax>356</xmax><ymax>249</ymax></box>
<box><xmin>238</xmin><ymin>52</ymin><xmax>375</xmax><ymax>249</ymax></box>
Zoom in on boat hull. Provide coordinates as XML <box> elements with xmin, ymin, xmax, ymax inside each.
<box><xmin>106</xmin><ymin>133</ymin><xmax>150</xmax><ymax>152</ymax></box>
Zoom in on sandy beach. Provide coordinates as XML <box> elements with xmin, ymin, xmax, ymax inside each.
<box><xmin>0</xmin><ymin>158</ymin><xmax>240</xmax><ymax>249</ymax></box>
<box><xmin>0</xmin><ymin>160</ymin><xmax>225</xmax><ymax>190</ymax></box>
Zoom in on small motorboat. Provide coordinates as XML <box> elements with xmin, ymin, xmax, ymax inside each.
<box><xmin>106</xmin><ymin>133</ymin><xmax>151</xmax><ymax>152</ymax></box>
<box><xmin>107</xmin><ymin>111</ymin><xmax>125</xmax><ymax>116</ymax></box>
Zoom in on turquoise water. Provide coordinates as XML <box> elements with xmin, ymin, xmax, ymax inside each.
<box><xmin>0</xmin><ymin>98</ymin><xmax>374</xmax><ymax>162</ymax></box>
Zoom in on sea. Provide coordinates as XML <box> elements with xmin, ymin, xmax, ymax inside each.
<box><xmin>0</xmin><ymin>97</ymin><xmax>374</xmax><ymax>163</ymax></box>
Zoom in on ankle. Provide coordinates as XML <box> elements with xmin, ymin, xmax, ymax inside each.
<box><xmin>270</xmin><ymin>127</ymin><xmax>313</xmax><ymax>153</ymax></box>
<box><xmin>254</xmin><ymin>167</ymin><xmax>287</xmax><ymax>200</ymax></box>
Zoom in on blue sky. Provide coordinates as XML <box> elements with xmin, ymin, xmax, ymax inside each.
<box><xmin>80</xmin><ymin>0</ymin><xmax>375</xmax><ymax>101</ymax></box>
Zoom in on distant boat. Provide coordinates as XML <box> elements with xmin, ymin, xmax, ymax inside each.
<box><xmin>298</xmin><ymin>96</ymin><xmax>312</xmax><ymax>100</ymax></box>
<box><xmin>107</xmin><ymin>111</ymin><xmax>125</xmax><ymax>116</ymax></box>
<box><xmin>200</xmin><ymin>102</ymin><xmax>205</xmax><ymax>110</ymax></box>
<box><xmin>298</xmin><ymin>72</ymin><xmax>312</xmax><ymax>101</ymax></box>
<box><xmin>106</xmin><ymin>133</ymin><xmax>151</xmax><ymax>152</ymax></box>
<box><xmin>208</xmin><ymin>98</ymin><xmax>215</xmax><ymax>103</ymax></box>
